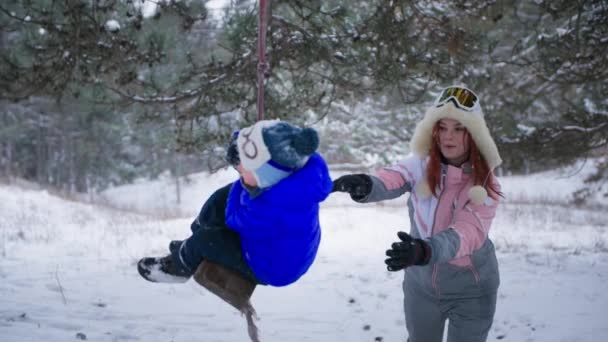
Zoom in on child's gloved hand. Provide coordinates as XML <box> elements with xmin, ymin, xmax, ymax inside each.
<box><xmin>331</xmin><ymin>174</ymin><xmax>372</xmax><ymax>199</ymax></box>
<box><xmin>385</xmin><ymin>231</ymin><xmax>431</xmax><ymax>271</ymax></box>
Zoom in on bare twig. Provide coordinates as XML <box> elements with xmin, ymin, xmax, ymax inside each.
<box><xmin>54</xmin><ymin>266</ymin><xmax>67</xmax><ymax>305</ymax></box>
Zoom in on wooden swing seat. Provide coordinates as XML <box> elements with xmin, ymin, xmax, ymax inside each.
<box><xmin>193</xmin><ymin>261</ymin><xmax>260</xmax><ymax>341</ymax></box>
<box><xmin>193</xmin><ymin>260</ymin><xmax>257</xmax><ymax>311</ymax></box>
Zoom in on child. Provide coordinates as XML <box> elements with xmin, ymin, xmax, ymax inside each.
<box><xmin>138</xmin><ymin>120</ymin><xmax>333</xmax><ymax>287</ymax></box>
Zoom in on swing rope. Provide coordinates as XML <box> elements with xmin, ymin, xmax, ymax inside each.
<box><xmin>193</xmin><ymin>2</ymin><xmax>270</xmax><ymax>341</ymax></box>
<box><xmin>256</xmin><ymin>0</ymin><xmax>270</xmax><ymax>121</ymax></box>
<box><xmin>243</xmin><ymin>2</ymin><xmax>271</xmax><ymax>339</ymax></box>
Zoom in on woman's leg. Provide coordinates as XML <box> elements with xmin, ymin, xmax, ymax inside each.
<box><xmin>403</xmin><ymin>278</ymin><xmax>446</xmax><ymax>342</ymax></box>
<box><xmin>445</xmin><ymin>292</ymin><xmax>497</xmax><ymax>342</ymax></box>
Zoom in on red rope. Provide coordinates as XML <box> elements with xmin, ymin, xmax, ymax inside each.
<box><xmin>257</xmin><ymin>0</ymin><xmax>270</xmax><ymax>121</ymax></box>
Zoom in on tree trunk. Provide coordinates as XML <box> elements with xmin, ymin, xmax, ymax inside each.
<box><xmin>36</xmin><ymin>115</ymin><xmax>45</xmax><ymax>185</ymax></box>
<box><xmin>174</xmin><ymin>154</ymin><xmax>182</xmax><ymax>205</ymax></box>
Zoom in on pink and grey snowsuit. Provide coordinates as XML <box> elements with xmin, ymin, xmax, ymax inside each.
<box><xmin>360</xmin><ymin>155</ymin><xmax>500</xmax><ymax>342</ymax></box>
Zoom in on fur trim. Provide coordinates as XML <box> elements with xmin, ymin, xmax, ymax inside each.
<box><xmin>468</xmin><ymin>185</ymin><xmax>488</xmax><ymax>205</ymax></box>
<box><xmin>410</xmin><ymin>103</ymin><xmax>502</xmax><ymax>170</ymax></box>
<box><xmin>415</xmin><ymin>181</ymin><xmax>432</xmax><ymax>199</ymax></box>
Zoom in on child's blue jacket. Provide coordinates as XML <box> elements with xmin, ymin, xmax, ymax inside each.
<box><xmin>225</xmin><ymin>153</ymin><xmax>332</xmax><ymax>286</ymax></box>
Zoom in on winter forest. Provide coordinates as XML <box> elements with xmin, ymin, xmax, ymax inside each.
<box><xmin>1</xmin><ymin>0</ymin><xmax>607</xmax><ymax>342</ymax></box>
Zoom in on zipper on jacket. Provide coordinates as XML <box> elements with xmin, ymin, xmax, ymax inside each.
<box><xmin>429</xmin><ymin>168</ymin><xmax>447</xmax><ymax>237</ymax></box>
<box><xmin>464</xmin><ymin>205</ymin><xmax>484</xmax><ymax>229</ymax></box>
<box><xmin>468</xmin><ymin>264</ymin><xmax>480</xmax><ymax>284</ymax></box>
<box><xmin>449</xmin><ymin>180</ymin><xmax>471</xmax><ymax>227</ymax></box>
<box><xmin>463</xmin><ymin>203</ymin><xmax>484</xmax><ymax>285</ymax></box>
<box><xmin>432</xmin><ymin>264</ymin><xmax>440</xmax><ymax>297</ymax></box>
<box><xmin>430</xmin><ymin>167</ymin><xmax>446</xmax><ymax>297</ymax></box>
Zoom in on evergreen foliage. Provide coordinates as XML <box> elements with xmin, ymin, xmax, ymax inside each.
<box><xmin>0</xmin><ymin>0</ymin><xmax>606</xmax><ymax>192</ymax></box>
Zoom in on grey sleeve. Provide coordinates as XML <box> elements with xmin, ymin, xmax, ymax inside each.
<box><xmin>352</xmin><ymin>175</ymin><xmax>411</xmax><ymax>203</ymax></box>
<box><xmin>426</xmin><ymin>228</ymin><xmax>460</xmax><ymax>264</ymax></box>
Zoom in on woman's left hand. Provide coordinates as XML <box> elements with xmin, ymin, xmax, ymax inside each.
<box><xmin>385</xmin><ymin>231</ymin><xmax>432</xmax><ymax>271</ymax></box>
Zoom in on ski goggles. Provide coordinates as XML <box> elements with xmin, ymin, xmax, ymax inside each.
<box><xmin>434</xmin><ymin>86</ymin><xmax>479</xmax><ymax>111</ymax></box>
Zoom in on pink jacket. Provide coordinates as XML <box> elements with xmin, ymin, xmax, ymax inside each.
<box><xmin>362</xmin><ymin>155</ymin><xmax>501</xmax><ymax>298</ymax></box>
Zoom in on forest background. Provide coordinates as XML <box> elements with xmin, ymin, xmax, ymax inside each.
<box><xmin>1</xmin><ymin>0</ymin><xmax>606</xmax><ymax>201</ymax></box>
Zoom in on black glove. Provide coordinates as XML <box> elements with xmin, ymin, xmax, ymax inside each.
<box><xmin>331</xmin><ymin>174</ymin><xmax>372</xmax><ymax>199</ymax></box>
<box><xmin>384</xmin><ymin>231</ymin><xmax>431</xmax><ymax>271</ymax></box>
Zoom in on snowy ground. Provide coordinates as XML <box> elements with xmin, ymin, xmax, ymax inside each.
<box><xmin>1</xmin><ymin>160</ymin><xmax>607</xmax><ymax>342</ymax></box>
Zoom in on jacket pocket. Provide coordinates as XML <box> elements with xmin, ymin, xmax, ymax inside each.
<box><xmin>436</xmin><ymin>262</ymin><xmax>482</xmax><ymax>299</ymax></box>
<box><xmin>471</xmin><ymin>240</ymin><xmax>500</xmax><ymax>293</ymax></box>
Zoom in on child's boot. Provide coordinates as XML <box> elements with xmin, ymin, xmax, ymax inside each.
<box><xmin>169</xmin><ymin>240</ymin><xmax>182</xmax><ymax>254</ymax></box>
<box><xmin>137</xmin><ymin>255</ymin><xmax>191</xmax><ymax>283</ymax></box>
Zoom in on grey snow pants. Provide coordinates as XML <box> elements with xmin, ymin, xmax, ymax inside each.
<box><xmin>403</xmin><ymin>280</ymin><xmax>497</xmax><ymax>342</ymax></box>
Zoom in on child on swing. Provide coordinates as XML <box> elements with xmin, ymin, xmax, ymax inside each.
<box><xmin>138</xmin><ymin>120</ymin><xmax>333</xmax><ymax>287</ymax></box>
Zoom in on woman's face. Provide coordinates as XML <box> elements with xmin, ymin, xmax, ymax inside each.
<box><xmin>236</xmin><ymin>164</ymin><xmax>258</xmax><ymax>187</ymax></box>
<box><xmin>437</xmin><ymin>118</ymin><xmax>470</xmax><ymax>166</ymax></box>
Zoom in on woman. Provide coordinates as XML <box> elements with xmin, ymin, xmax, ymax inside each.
<box><xmin>332</xmin><ymin>86</ymin><xmax>503</xmax><ymax>342</ymax></box>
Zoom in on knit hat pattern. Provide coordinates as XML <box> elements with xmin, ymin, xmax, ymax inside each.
<box><xmin>236</xmin><ymin>120</ymin><xmax>319</xmax><ymax>188</ymax></box>
<box><xmin>262</xmin><ymin>122</ymin><xmax>319</xmax><ymax>170</ymax></box>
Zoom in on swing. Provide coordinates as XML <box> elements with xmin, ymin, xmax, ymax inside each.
<box><xmin>193</xmin><ymin>260</ymin><xmax>256</xmax><ymax>311</ymax></box>
<box><xmin>193</xmin><ymin>260</ymin><xmax>260</xmax><ymax>342</ymax></box>
<box><xmin>192</xmin><ymin>1</ymin><xmax>270</xmax><ymax>341</ymax></box>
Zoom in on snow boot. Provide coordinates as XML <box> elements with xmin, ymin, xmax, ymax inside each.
<box><xmin>137</xmin><ymin>255</ymin><xmax>191</xmax><ymax>283</ymax></box>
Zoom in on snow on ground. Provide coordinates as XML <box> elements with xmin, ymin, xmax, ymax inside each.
<box><xmin>98</xmin><ymin>156</ymin><xmax>608</xmax><ymax>216</ymax></box>
<box><xmin>1</xmin><ymin>162</ymin><xmax>607</xmax><ymax>342</ymax></box>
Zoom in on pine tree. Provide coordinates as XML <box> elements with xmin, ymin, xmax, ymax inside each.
<box><xmin>1</xmin><ymin>0</ymin><xmax>606</xmax><ymax>191</ymax></box>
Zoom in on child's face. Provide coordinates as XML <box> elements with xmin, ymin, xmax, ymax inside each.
<box><xmin>236</xmin><ymin>164</ymin><xmax>258</xmax><ymax>187</ymax></box>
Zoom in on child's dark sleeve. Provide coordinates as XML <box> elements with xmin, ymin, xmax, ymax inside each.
<box><xmin>189</xmin><ymin>183</ymin><xmax>234</xmax><ymax>234</ymax></box>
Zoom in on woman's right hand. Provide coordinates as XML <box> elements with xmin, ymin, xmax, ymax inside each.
<box><xmin>331</xmin><ymin>174</ymin><xmax>372</xmax><ymax>198</ymax></box>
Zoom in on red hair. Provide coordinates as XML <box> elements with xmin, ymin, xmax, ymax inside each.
<box><xmin>427</xmin><ymin>122</ymin><xmax>502</xmax><ymax>199</ymax></box>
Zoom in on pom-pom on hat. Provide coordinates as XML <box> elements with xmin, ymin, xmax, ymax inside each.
<box><xmin>236</xmin><ymin>120</ymin><xmax>319</xmax><ymax>188</ymax></box>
